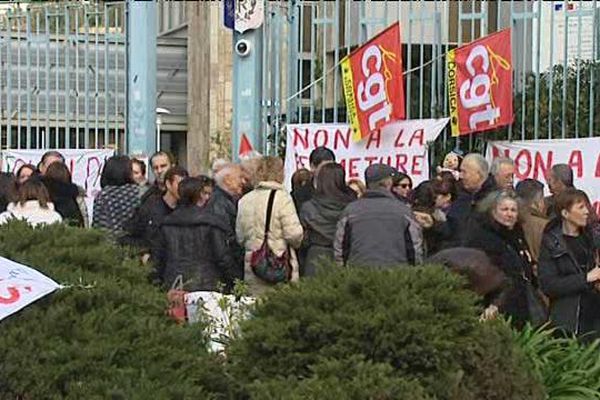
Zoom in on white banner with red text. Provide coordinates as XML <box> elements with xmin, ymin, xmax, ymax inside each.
<box><xmin>0</xmin><ymin>257</ymin><xmax>61</xmax><ymax>322</ymax></box>
<box><xmin>284</xmin><ymin>118</ymin><xmax>449</xmax><ymax>191</ymax></box>
<box><xmin>486</xmin><ymin>137</ymin><xmax>600</xmax><ymax>214</ymax></box>
<box><xmin>1</xmin><ymin>149</ymin><xmax>115</xmax><ymax>222</ymax></box>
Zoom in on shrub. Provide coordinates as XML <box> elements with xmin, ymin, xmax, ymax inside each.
<box><xmin>0</xmin><ymin>222</ymin><xmax>231</xmax><ymax>399</ymax></box>
<box><xmin>227</xmin><ymin>264</ymin><xmax>545</xmax><ymax>400</ymax></box>
<box><xmin>514</xmin><ymin>323</ymin><xmax>600</xmax><ymax>400</ymax></box>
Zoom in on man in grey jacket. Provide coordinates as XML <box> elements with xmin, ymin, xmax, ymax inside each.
<box><xmin>334</xmin><ymin>164</ymin><xmax>416</xmax><ymax>268</ymax></box>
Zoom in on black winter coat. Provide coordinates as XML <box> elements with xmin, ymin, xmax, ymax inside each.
<box><xmin>42</xmin><ymin>177</ymin><xmax>84</xmax><ymax>227</ymax></box>
<box><xmin>300</xmin><ymin>194</ymin><xmax>354</xmax><ymax>276</ymax></box>
<box><xmin>120</xmin><ymin>193</ymin><xmax>174</xmax><ymax>255</ymax></box>
<box><xmin>154</xmin><ymin>205</ymin><xmax>238</xmax><ymax>292</ymax></box>
<box><xmin>204</xmin><ymin>186</ymin><xmax>244</xmax><ymax>280</ymax></box>
<box><xmin>465</xmin><ymin>216</ymin><xmax>535</xmax><ymax>327</ymax></box>
<box><xmin>538</xmin><ymin>219</ymin><xmax>600</xmax><ymax>338</ymax></box>
<box><xmin>445</xmin><ymin>176</ymin><xmax>497</xmax><ymax>247</ymax></box>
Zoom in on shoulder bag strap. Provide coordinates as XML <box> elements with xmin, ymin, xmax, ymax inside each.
<box><xmin>264</xmin><ymin>190</ymin><xmax>277</xmax><ymax>238</ymax></box>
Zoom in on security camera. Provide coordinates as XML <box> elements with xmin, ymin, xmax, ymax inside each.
<box><xmin>235</xmin><ymin>39</ymin><xmax>251</xmax><ymax>57</ymax></box>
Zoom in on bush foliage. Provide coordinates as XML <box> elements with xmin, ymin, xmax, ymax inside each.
<box><xmin>0</xmin><ymin>222</ymin><xmax>230</xmax><ymax>399</ymax></box>
<box><xmin>227</xmin><ymin>264</ymin><xmax>545</xmax><ymax>400</ymax></box>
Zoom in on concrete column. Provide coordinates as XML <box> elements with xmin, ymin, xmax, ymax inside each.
<box><xmin>126</xmin><ymin>0</ymin><xmax>157</xmax><ymax>157</ymax></box>
<box><xmin>232</xmin><ymin>28</ymin><xmax>263</xmax><ymax>161</ymax></box>
<box><xmin>186</xmin><ymin>2</ymin><xmax>211</xmax><ymax>174</ymax></box>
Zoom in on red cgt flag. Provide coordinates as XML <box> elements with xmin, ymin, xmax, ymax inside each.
<box><xmin>341</xmin><ymin>22</ymin><xmax>405</xmax><ymax>142</ymax></box>
<box><xmin>447</xmin><ymin>28</ymin><xmax>513</xmax><ymax>137</ymax></box>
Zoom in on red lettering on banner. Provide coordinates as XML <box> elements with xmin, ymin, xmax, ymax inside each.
<box><xmin>366</xmin><ymin>129</ymin><xmax>381</xmax><ymax>149</ymax></box>
<box><xmin>593</xmin><ymin>201</ymin><xmax>600</xmax><ymax>217</ymax></box>
<box><xmin>364</xmin><ymin>156</ymin><xmax>378</xmax><ymax>166</ymax></box>
<box><xmin>69</xmin><ymin>159</ymin><xmax>75</xmax><ymax>174</ymax></box>
<box><xmin>379</xmin><ymin>156</ymin><xmax>392</xmax><ymax>166</ymax></box>
<box><xmin>533</xmin><ymin>151</ymin><xmax>553</xmax><ymax>181</ymax></box>
<box><xmin>334</xmin><ymin>128</ymin><xmax>351</xmax><ymax>150</ymax></box>
<box><xmin>348</xmin><ymin>158</ymin><xmax>360</xmax><ymax>178</ymax></box>
<box><xmin>394</xmin><ymin>129</ymin><xmax>406</xmax><ymax>148</ymax></box>
<box><xmin>411</xmin><ymin>155</ymin><xmax>425</xmax><ymax>175</ymax></box>
<box><xmin>313</xmin><ymin>129</ymin><xmax>329</xmax><ymax>148</ymax></box>
<box><xmin>595</xmin><ymin>153</ymin><xmax>600</xmax><ymax>177</ymax></box>
<box><xmin>568</xmin><ymin>150</ymin><xmax>583</xmax><ymax>178</ymax></box>
<box><xmin>491</xmin><ymin>146</ymin><xmax>510</xmax><ymax>159</ymax></box>
<box><xmin>294</xmin><ymin>153</ymin><xmax>309</xmax><ymax>169</ymax></box>
<box><xmin>515</xmin><ymin>149</ymin><xmax>532</xmax><ymax>179</ymax></box>
<box><xmin>86</xmin><ymin>157</ymin><xmax>102</xmax><ymax>192</ymax></box>
<box><xmin>408</xmin><ymin>129</ymin><xmax>424</xmax><ymax>147</ymax></box>
<box><xmin>0</xmin><ymin>285</ymin><xmax>20</xmax><ymax>304</ymax></box>
<box><xmin>395</xmin><ymin>154</ymin><xmax>408</xmax><ymax>172</ymax></box>
<box><xmin>292</xmin><ymin>128</ymin><xmax>309</xmax><ymax>149</ymax></box>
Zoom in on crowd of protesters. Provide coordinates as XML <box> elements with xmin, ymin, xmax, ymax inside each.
<box><xmin>0</xmin><ymin>146</ymin><xmax>599</xmax><ymax>341</ymax></box>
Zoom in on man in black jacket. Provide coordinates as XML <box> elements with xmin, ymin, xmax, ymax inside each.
<box><xmin>140</xmin><ymin>151</ymin><xmax>175</xmax><ymax>205</ymax></box>
<box><xmin>204</xmin><ymin>164</ymin><xmax>246</xmax><ymax>280</ymax></box>
<box><xmin>445</xmin><ymin>153</ymin><xmax>496</xmax><ymax>247</ymax></box>
<box><xmin>154</xmin><ymin>177</ymin><xmax>238</xmax><ymax>292</ymax></box>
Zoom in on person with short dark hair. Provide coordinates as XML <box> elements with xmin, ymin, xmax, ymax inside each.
<box><xmin>131</xmin><ymin>158</ymin><xmax>149</xmax><ymax>187</ymax></box>
<box><xmin>153</xmin><ymin>175</ymin><xmax>240</xmax><ymax>293</ymax></box>
<box><xmin>539</xmin><ymin>188</ymin><xmax>600</xmax><ymax>341</ymax></box>
<box><xmin>92</xmin><ymin>156</ymin><xmax>143</xmax><ymax>239</ymax></box>
<box><xmin>16</xmin><ymin>164</ymin><xmax>36</xmax><ymax>186</ymax></box>
<box><xmin>333</xmin><ymin>164</ymin><xmax>416</xmax><ymax>267</ymax></box>
<box><xmin>545</xmin><ymin>164</ymin><xmax>575</xmax><ymax>219</ymax></box>
<box><xmin>42</xmin><ymin>162</ymin><xmax>85</xmax><ymax>227</ymax></box>
<box><xmin>291</xmin><ymin>146</ymin><xmax>336</xmax><ymax>210</ymax></box>
<box><xmin>0</xmin><ymin>177</ymin><xmax>62</xmax><ymax>226</ymax></box>
<box><xmin>140</xmin><ymin>151</ymin><xmax>175</xmax><ymax>204</ymax></box>
<box><xmin>516</xmin><ymin>179</ymin><xmax>549</xmax><ymax>264</ymax></box>
<box><xmin>300</xmin><ymin>163</ymin><xmax>356</xmax><ymax>276</ymax></box>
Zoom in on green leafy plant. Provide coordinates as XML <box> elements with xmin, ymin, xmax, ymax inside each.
<box><xmin>0</xmin><ymin>222</ymin><xmax>232</xmax><ymax>399</ymax></box>
<box><xmin>227</xmin><ymin>263</ymin><xmax>545</xmax><ymax>399</ymax></box>
<box><xmin>514</xmin><ymin>323</ymin><xmax>600</xmax><ymax>400</ymax></box>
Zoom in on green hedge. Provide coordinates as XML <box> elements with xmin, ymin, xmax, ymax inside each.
<box><xmin>227</xmin><ymin>264</ymin><xmax>545</xmax><ymax>400</ymax></box>
<box><xmin>0</xmin><ymin>222</ymin><xmax>230</xmax><ymax>399</ymax></box>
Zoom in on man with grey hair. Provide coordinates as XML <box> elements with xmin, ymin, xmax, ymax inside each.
<box><xmin>490</xmin><ymin>157</ymin><xmax>515</xmax><ymax>190</ymax></box>
<box><xmin>545</xmin><ymin>163</ymin><xmax>575</xmax><ymax>218</ymax></box>
<box><xmin>443</xmin><ymin>153</ymin><xmax>497</xmax><ymax>247</ymax></box>
<box><xmin>205</xmin><ymin>164</ymin><xmax>246</xmax><ymax>281</ymax></box>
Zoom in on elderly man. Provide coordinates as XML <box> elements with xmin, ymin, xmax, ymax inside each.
<box><xmin>204</xmin><ymin>164</ymin><xmax>246</xmax><ymax>281</ymax></box>
<box><xmin>444</xmin><ymin>153</ymin><xmax>496</xmax><ymax>247</ymax></box>
<box><xmin>545</xmin><ymin>164</ymin><xmax>574</xmax><ymax>218</ymax></box>
<box><xmin>490</xmin><ymin>157</ymin><xmax>515</xmax><ymax>190</ymax></box>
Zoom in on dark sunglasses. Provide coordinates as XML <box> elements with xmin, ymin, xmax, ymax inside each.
<box><xmin>399</xmin><ymin>183</ymin><xmax>412</xmax><ymax>189</ymax></box>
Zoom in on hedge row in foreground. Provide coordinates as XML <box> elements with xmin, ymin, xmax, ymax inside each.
<box><xmin>0</xmin><ymin>222</ymin><xmax>552</xmax><ymax>399</ymax></box>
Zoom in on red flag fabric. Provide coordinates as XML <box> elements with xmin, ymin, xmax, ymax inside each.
<box><xmin>341</xmin><ymin>22</ymin><xmax>405</xmax><ymax>142</ymax></box>
<box><xmin>447</xmin><ymin>29</ymin><xmax>513</xmax><ymax>137</ymax></box>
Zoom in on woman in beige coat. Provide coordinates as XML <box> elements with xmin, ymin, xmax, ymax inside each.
<box><xmin>236</xmin><ymin>156</ymin><xmax>304</xmax><ymax>296</ymax></box>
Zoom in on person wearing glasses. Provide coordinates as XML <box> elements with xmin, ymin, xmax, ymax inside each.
<box><xmin>391</xmin><ymin>172</ymin><xmax>413</xmax><ymax>205</ymax></box>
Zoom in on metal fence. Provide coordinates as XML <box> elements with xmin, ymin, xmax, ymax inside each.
<box><xmin>0</xmin><ymin>2</ymin><xmax>126</xmax><ymax>151</ymax></box>
<box><xmin>260</xmin><ymin>0</ymin><xmax>600</xmax><ymax>160</ymax></box>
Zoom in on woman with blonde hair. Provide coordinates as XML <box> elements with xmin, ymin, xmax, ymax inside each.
<box><xmin>236</xmin><ymin>156</ymin><xmax>303</xmax><ymax>296</ymax></box>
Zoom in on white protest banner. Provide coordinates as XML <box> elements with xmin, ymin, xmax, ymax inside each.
<box><xmin>0</xmin><ymin>257</ymin><xmax>61</xmax><ymax>322</ymax></box>
<box><xmin>1</xmin><ymin>148</ymin><xmax>115</xmax><ymax>221</ymax></box>
<box><xmin>284</xmin><ymin>118</ymin><xmax>449</xmax><ymax>190</ymax></box>
<box><xmin>486</xmin><ymin>137</ymin><xmax>600</xmax><ymax>214</ymax></box>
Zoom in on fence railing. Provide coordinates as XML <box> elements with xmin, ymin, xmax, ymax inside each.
<box><xmin>259</xmin><ymin>0</ymin><xmax>600</xmax><ymax>163</ymax></box>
